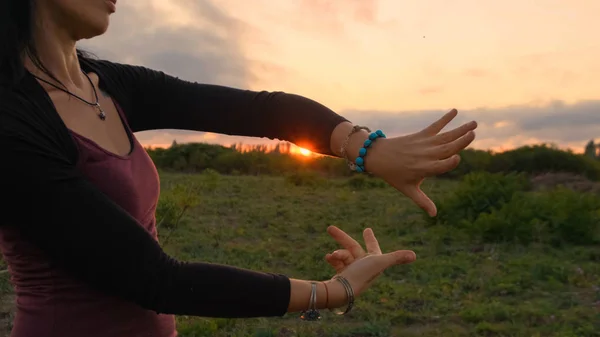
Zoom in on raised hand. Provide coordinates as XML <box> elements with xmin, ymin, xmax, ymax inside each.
<box><xmin>366</xmin><ymin>109</ymin><xmax>477</xmax><ymax>216</ymax></box>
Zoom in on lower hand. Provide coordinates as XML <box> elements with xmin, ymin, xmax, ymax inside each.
<box><xmin>323</xmin><ymin>226</ymin><xmax>416</xmax><ymax>306</ymax></box>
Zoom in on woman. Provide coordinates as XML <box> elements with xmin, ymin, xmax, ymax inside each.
<box><xmin>0</xmin><ymin>1</ymin><xmax>477</xmax><ymax>336</ymax></box>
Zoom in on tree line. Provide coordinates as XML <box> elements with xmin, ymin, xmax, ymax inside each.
<box><xmin>146</xmin><ymin>139</ymin><xmax>600</xmax><ymax>181</ymax></box>
<box><xmin>584</xmin><ymin>140</ymin><xmax>600</xmax><ymax>159</ymax></box>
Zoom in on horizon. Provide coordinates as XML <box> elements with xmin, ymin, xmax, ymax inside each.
<box><xmin>81</xmin><ymin>0</ymin><xmax>599</xmax><ymax>153</ymax></box>
<box><xmin>146</xmin><ymin>138</ymin><xmax>596</xmax><ymax>158</ymax></box>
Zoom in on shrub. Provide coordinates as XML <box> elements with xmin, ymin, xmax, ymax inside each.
<box><xmin>441</xmin><ymin>148</ymin><xmax>493</xmax><ymax>179</ymax></box>
<box><xmin>489</xmin><ymin>144</ymin><xmax>600</xmax><ymax>181</ymax></box>
<box><xmin>433</xmin><ymin>171</ymin><xmax>600</xmax><ymax>246</ymax></box>
<box><xmin>156</xmin><ymin>183</ymin><xmax>201</xmax><ymax>230</ymax></box>
<box><xmin>432</xmin><ymin>172</ymin><xmax>530</xmax><ymax>227</ymax></box>
<box><xmin>469</xmin><ymin>188</ymin><xmax>600</xmax><ymax>246</ymax></box>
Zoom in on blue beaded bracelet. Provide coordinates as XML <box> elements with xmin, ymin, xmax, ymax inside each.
<box><xmin>354</xmin><ymin>130</ymin><xmax>386</xmax><ymax>172</ymax></box>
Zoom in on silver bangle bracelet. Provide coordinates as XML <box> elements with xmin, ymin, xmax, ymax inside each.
<box><xmin>340</xmin><ymin>125</ymin><xmax>371</xmax><ymax>171</ymax></box>
<box><xmin>300</xmin><ymin>282</ymin><xmax>321</xmax><ymax>321</ymax></box>
<box><xmin>330</xmin><ymin>275</ymin><xmax>355</xmax><ymax>315</ymax></box>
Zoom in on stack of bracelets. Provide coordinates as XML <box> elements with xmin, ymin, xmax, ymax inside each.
<box><xmin>340</xmin><ymin>125</ymin><xmax>386</xmax><ymax>173</ymax></box>
<box><xmin>300</xmin><ymin>275</ymin><xmax>355</xmax><ymax>321</ymax></box>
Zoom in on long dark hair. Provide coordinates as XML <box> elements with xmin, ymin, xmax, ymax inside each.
<box><xmin>0</xmin><ymin>0</ymin><xmax>93</xmax><ymax>86</ymax></box>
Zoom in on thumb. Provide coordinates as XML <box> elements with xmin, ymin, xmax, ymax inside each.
<box><xmin>380</xmin><ymin>250</ymin><xmax>417</xmax><ymax>268</ymax></box>
<box><xmin>402</xmin><ymin>185</ymin><xmax>437</xmax><ymax>217</ymax></box>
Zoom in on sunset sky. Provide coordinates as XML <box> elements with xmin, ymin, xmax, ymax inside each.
<box><xmin>82</xmin><ymin>0</ymin><xmax>600</xmax><ymax>153</ymax></box>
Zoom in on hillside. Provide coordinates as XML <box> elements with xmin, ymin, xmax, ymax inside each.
<box><xmin>2</xmin><ymin>172</ymin><xmax>597</xmax><ymax>336</ymax></box>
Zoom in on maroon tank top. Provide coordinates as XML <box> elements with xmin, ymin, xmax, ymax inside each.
<box><xmin>0</xmin><ymin>100</ymin><xmax>177</xmax><ymax>337</ymax></box>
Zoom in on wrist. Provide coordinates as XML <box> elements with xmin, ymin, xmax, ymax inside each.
<box><xmin>288</xmin><ymin>279</ymin><xmax>347</xmax><ymax>313</ymax></box>
<box><xmin>361</xmin><ymin>136</ymin><xmax>387</xmax><ymax>175</ymax></box>
<box><xmin>319</xmin><ymin>279</ymin><xmax>347</xmax><ymax>309</ymax></box>
<box><xmin>336</xmin><ymin>128</ymin><xmax>387</xmax><ymax>176</ymax></box>
<box><xmin>345</xmin><ymin>130</ymin><xmax>370</xmax><ymax>162</ymax></box>
<box><xmin>331</xmin><ymin>122</ymin><xmax>378</xmax><ymax>164</ymax></box>
<box><xmin>287</xmin><ymin>278</ymin><xmax>350</xmax><ymax>316</ymax></box>
<box><xmin>330</xmin><ymin>122</ymin><xmax>368</xmax><ymax>158</ymax></box>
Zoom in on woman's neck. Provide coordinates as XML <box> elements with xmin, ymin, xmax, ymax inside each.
<box><xmin>24</xmin><ymin>9</ymin><xmax>85</xmax><ymax>89</ymax></box>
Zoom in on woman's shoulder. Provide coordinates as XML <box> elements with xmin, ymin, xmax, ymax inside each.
<box><xmin>0</xmin><ymin>85</ymin><xmax>39</xmax><ymax>122</ymax></box>
<box><xmin>0</xmin><ymin>78</ymin><xmax>45</xmax><ymax>114</ymax></box>
<box><xmin>0</xmin><ymin>82</ymin><xmax>74</xmax><ymax>155</ymax></box>
<box><xmin>80</xmin><ymin>57</ymin><xmax>151</xmax><ymax>79</ymax></box>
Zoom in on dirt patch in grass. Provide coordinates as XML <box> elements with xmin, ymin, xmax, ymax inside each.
<box><xmin>531</xmin><ymin>172</ymin><xmax>600</xmax><ymax>194</ymax></box>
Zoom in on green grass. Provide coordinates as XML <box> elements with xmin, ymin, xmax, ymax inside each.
<box><xmin>1</xmin><ymin>173</ymin><xmax>599</xmax><ymax>336</ymax></box>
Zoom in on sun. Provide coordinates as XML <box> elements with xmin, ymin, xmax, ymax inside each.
<box><xmin>298</xmin><ymin>147</ymin><xmax>312</xmax><ymax>156</ymax></box>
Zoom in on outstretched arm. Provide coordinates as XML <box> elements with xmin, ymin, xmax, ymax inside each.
<box><xmin>97</xmin><ymin>61</ymin><xmax>477</xmax><ymax>216</ymax></box>
<box><xmin>104</xmin><ymin>62</ymin><xmax>348</xmax><ymax>155</ymax></box>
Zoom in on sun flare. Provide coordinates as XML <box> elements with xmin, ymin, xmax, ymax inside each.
<box><xmin>298</xmin><ymin>147</ymin><xmax>312</xmax><ymax>156</ymax></box>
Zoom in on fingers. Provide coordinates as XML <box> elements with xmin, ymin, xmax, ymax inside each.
<box><xmin>425</xmin><ymin>154</ymin><xmax>461</xmax><ymax>176</ymax></box>
<box><xmin>433</xmin><ymin>121</ymin><xmax>477</xmax><ymax>145</ymax></box>
<box><xmin>330</xmin><ymin>249</ymin><xmax>355</xmax><ymax>265</ymax></box>
<box><xmin>381</xmin><ymin>250</ymin><xmax>417</xmax><ymax>267</ymax></box>
<box><xmin>327</xmin><ymin>226</ymin><xmax>366</xmax><ymax>258</ymax></box>
<box><xmin>325</xmin><ymin>254</ymin><xmax>346</xmax><ymax>272</ymax></box>
<box><xmin>363</xmin><ymin>228</ymin><xmax>382</xmax><ymax>254</ymax></box>
<box><xmin>402</xmin><ymin>185</ymin><xmax>437</xmax><ymax>217</ymax></box>
<box><xmin>418</xmin><ymin>109</ymin><xmax>458</xmax><ymax>136</ymax></box>
<box><xmin>430</xmin><ymin>131</ymin><xmax>476</xmax><ymax>159</ymax></box>
<box><xmin>325</xmin><ymin>249</ymin><xmax>355</xmax><ymax>272</ymax></box>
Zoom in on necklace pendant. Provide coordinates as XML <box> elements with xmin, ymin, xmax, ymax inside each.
<box><xmin>94</xmin><ymin>103</ymin><xmax>106</xmax><ymax>121</ymax></box>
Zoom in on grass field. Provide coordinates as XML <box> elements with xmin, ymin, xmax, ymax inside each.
<box><xmin>1</xmin><ymin>172</ymin><xmax>599</xmax><ymax>336</ymax></box>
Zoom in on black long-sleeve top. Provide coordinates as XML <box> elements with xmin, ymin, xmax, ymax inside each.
<box><xmin>0</xmin><ymin>57</ymin><xmax>348</xmax><ymax>318</ymax></box>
